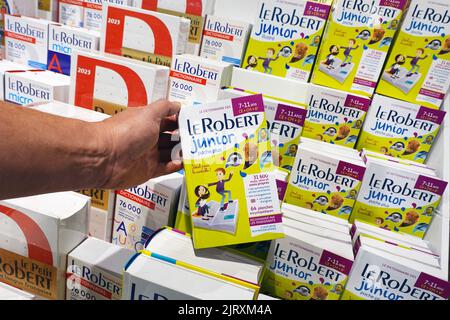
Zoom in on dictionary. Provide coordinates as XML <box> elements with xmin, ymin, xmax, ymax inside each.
<box><xmin>132</xmin><ymin>0</ymin><xmax>216</xmax><ymax>55</ymax></box>
<box><xmin>122</xmin><ymin>252</ymin><xmax>259</xmax><ymax>300</ymax></box>
<box><xmin>169</xmin><ymin>54</ymin><xmax>233</xmax><ymax>106</ymax></box>
<box><xmin>284</xmin><ymin>216</ymin><xmax>351</xmax><ymax>244</ymax></box>
<box><xmin>376</xmin><ymin>0</ymin><xmax>450</xmax><ymax>109</ymax></box>
<box><xmin>200</xmin><ymin>15</ymin><xmax>252</xmax><ymax>67</ymax></box>
<box><xmin>0</xmin><ymin>0</ymin><xmax>39</xmax><ymax>48</ymax></box>
<box><xmin>31</xmin><ymin>102</ymin><xmax>115</xmax><ymax>242</ymax></box>
<box><xmin>0</xmin><ymin>192</ymin><xmax>89</xmax><ymax>299</ymax></box>
<box><xmin>243</xmin><ymin>0</ymin><xmax>332</xmax><ymax>82</ymax></box>
<box><xmin>112</xmin><ymin>172</ymin><xmax>183</xmax><ymax>252</ymax></box>
<box><xmin>282</xmin><ymin>203</ymin><xmax>352</xmax><ymax>228</ymax></box>
<box><xmin>282</xmin><ymin>207</ymin><xmax>350</xmax><ymax>235</ymax></box>
<box><xmin>59</xmin><ymin>0</ymin><xmax>85</xmax><ymax>28</ymax></box>
<box><xmin>39</xmin><ymin>0</ymin><xmax>58</xmax><ymax>21</ymax></box>
<box><xmin>350</xmin><ymin>220</ymin><xmax>433</xmax><ymax>252</ymax></box>
<box><xmin>300</xmin><ymin>137</ymin><xmax>361</xmax><ymax>159</ymax></box>
<box><xmin>0</xmin><ymin>60</ymin><xmax>31</xmax><ymax>101</ymax></box>
<box><xmin>355</xmin><ymin>234</ymin><xmax>440</xmax><ymax>268</ymax></box>
<box><xmin>312</xmin><ymin>0</ymin><xmax>407</xmax><ymax>97</ymax></box>
<box><xmin>219</xmin><ymin>87</ymin><xmax>307</xmax><ymax>172</ymax></box>
<box><xmin>179</xmin><ymin>94</ymin><xmax>284</xmax><ymax>249</ymax></box>
<box><xmin>302</xmin><ymin>84</ymin><xmax>372</xmax><ymax>149</ymax></box>
<box><xmin>263</xmin><ymin>225</ymin><xmax>354</xmax><ymax>300</ymax></box>
<box><xmin>0</xmin><ymin>282</ymin><xmax>35</xmax><ymax>300</ymax></box>
<box><xmin>360</xmin><ymin>149</ymin><xmax>438</xmax><ymax>176</ymax></box>
<box><xmin>66</xmin><ymin>237</ymin><xmax>134</xmax><ymax>300</ymax></box>
<box><xmin>4</xmin><ymin>70</ymin><xmax>70</xmax><ymax>105</ymax></box>
<box><xmin>101</xmin><ymin>3</ymin><xmax>190</xmax><ymax>67</ymax></box>
<box><xmin>144</xmin><ymin>227</ymin><xmax>265</xmax><ymax>284</ymax></box>
<box><xmin>47</xmin><ymin>24</ymin><xmax>100</xmax><ymax>76</ymax></box>
<box><xmin>351</xmin><ymin>154</ymin><xmax>448</xmax><ymax>239</ymax></box>
<box><xmin>284</xmin><ymin>144</ymin><xmax>366</xmax><ymax>220</ymax></box>
<box><xmin>4</xmin><ymin>14</ymin><xmax>50</xmax><ymax>69</ymax></box>
<box><xmin>84</xmin><ymin>0</ymin><xmax>133</xmax><ymax>31</ymax></box>
<box><xmin>342</xmin><ymin>242</ymin><xmax>449</xmax><ymax>300</ymax></box>
<box><xmin>230</xmin><ymin>67</ymin><xmax>309</xmax><ymax>106</ymax></box>
<box><xmin>174</xmin><ymin>179</ymin><xmax>192</xmax><ymax>234</ymax></box>
<box><xmin>357</xmin><ymin>95</ymin><xmax>446</xmax><ymax>164</ymax></box>
<box><xmin>69</xmin><ymin>50</ymin><xmax>169</xmax><ymax>115</ymax></box>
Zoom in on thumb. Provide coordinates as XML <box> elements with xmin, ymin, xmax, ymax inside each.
<box><xmin>150</xmin><ymin>100</ymin><xmax>182</xmax><ymax>120</ymax></box>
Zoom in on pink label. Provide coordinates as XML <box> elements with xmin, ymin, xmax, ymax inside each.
<box><xmin>380</xmin><ymin>0</ymin><xmax>406</xmax><ymax>10</ymax></box>
<box><xmin>414</xmin><ymin>273</ymin><xmax>450</xmax><ymax>299</ymax></box>
<box><xmin>419</xmin><ymin>88</ymin><xmax>445</xmax><ymax>100</ymax></box>
<box><xmin>276</xmin><ymin>179</ymin><xmax>287</xmax><ymax>201</ymax></box>
<box><xmin>344</xmin><ymin>94</ymin><xmax>371</xmax><ymax>112</ymax></box>
<box><xmin>353</xmin><ymin>77</ymin><xmax>377</xmax><ymax>88</ymax></box>
<box><xmin>416</xmin><ymin>106</ymin><xmax>446</xmax><ymax>125</ymax></box>
<box><xmin>303</xmin><ymin>2</ymin><xmax>331</xmax><ymax>20</ymax></box>
<box><xmin>232</xmin><ymin>94</ymin><xmax>265</xmax><ymax>116</ymax></box>
<box><xmin>249</xmin><ymin>214</ymin><xmax>282</xmax><ymax>227</ymax></box>
<box><xmin>319</xmin><ymin>250</ymin><xmax>353</xmax><ymax>276</ymax></box>
<box><xmin>274</xmin><ymin>104</ymin><xmax>306</xmax><ymax>127</ymax></box>
<box><xmin>350</xmin><ymin>224</ymin><xmax>356</xmax><ymax>238</ymax></box>
<box><xmin>414</xmin><ymin>176</ymin><xmax>448</xmax><ymax>196</ymax></box>
<box><xmin>336</xmin><ymin>161</ymin><xmax>366</xmax><ymax>181</ymax></box>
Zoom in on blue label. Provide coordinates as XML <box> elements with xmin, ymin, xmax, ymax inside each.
<box><xmin>222</xmin><ymin>56</ymin><xmax>241</xmax><ymax>67</ymax></box>
<box><xmin>47</xmin><ymin>51</ymin><xmax>71</xmax><ymax>76</ymax></box>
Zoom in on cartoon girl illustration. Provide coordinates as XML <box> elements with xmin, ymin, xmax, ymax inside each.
<box><xmin>245</xmin><ymin>55</ymin><xmax>258</xmax><ymax>70</ymax></box>
<box><xmin>194</xmin><ymin>185</ymin><xmax>211</xmax><ymax>220</ymax></box>
<box><xmin>386</xmin><ymin>54</ymin><xmax>405</xmax><ymax>79</ymax></box>
<box><xmin>258</xmin><ymin>128</ymin><xmax>269</xmax><ymax>142</ymax></box>
<box><xmin>322</xmin><ymin>45</ymin><xmax>339</xmax><ymax>69</ymax></box>
<box><xmin>310</xmin><ymin>35</ymin><xmax>321</xmax><ymax>47</ymax></box>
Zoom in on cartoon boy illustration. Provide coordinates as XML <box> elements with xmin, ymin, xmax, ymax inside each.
<box><xmin>245</xmin><ymin>55</ymin><xmax>258</xmax><ymax>70</ymax></box>
<box><xmin>375</xmin><ymin>217</ymin><xmax>384</xmax><ymax>226</ymax></box>
<box><xmin>347</xmin><ymin>189</ymin><xmax>358</xmax><ymax>200</ymax></box>
<box><xmin>259</xmin><ymin>48</ymin><xmax>279</xmax><ymax>74</ymax></box>
<box><xmin>194</xmin><ymin>185</ymin><xmax>211</xmax><ymax>220</ymax></box>
<box><xmin>387</xmin><ymin>54</ymin><xmax>405</xmax><ymax>79</ymax></box>
<box><xmin>424</xmin><ymin>135</ymin><xmax>434</xmax><ymax>145</ymax></box>
<box><xmin>353</xmin><ymin>120</ymin><xmax>363</xmax><ymax>129</ymax></box>
<box><xmin>285</xmin><ymin>144</ymin><xmax>298</xmax><ymax>157</ymax></box>
<box><xmin>422</xmin><ymin>207</ymin><xmax>435</xmax><ymax>217</ymax></box>
<box><xmin>406</xmin><ymin>49</ymin><xmax>428</xmax><ymax>77</ymax></box>
<box><xmin>208</xmin><ymin>168</ymin><xmax>234</xmax><ymax>211</ymax></box>
<box><xmin>340</xmin><ymin>39</ymin><xmax>359</xmax><ymax>66</ymax></box>
<box><xmin>322</xmin><ymin>45</ymin><xmax>339</xmax><ymax>69</ymax></box>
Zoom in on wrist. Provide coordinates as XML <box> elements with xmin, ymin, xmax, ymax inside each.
<box><xmin>81</xmin><ymin>121</ymin><xmax>113</xmax><ymax>190</ymax></box>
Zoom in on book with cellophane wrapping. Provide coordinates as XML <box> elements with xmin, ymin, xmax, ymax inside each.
<box><xmin>179</xmin><ymin>94</ymin><xmax>284</xmax><ymax>249</ymax></box>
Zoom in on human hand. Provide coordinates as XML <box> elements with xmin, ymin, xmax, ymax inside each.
<box><xmin>96</xmin><ymin>100</ymin><xmax>182</xmax><ymax>190</ymax></box>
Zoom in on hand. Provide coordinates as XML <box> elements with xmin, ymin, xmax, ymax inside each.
<box><xmin>96</xmin><ymin>100</ymin><xmax>182</xmax><ymax>190</ymax></box>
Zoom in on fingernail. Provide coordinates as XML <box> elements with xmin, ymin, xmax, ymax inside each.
<box><xmin>170</xmin><ymin>101</ymin><xmax>182</xmax><ymax>108</ymax></box>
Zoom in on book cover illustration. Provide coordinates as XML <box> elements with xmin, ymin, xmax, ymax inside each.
<box><xmin>376</xmin><ymin>0</ymin><xmax>450</xmax><ymax>109</ymax></box>
<box><xmin>302</xmin><ymin>85</ymin><xmax>371</xmax><ymax>149</ymax></box>
<box><xmin>357</xmin><ymin>95</ymin><xmax>446</xmax><ymax>164</ymax></box>
<box><xmin>351</xmin><ymin>158</ymin><xmax>448</xmax><ymax>239</ymax></box>
<box><xmin>312</xmin><ymin>0</ymin><xmax>407</xmax><ymax>96</ymax></box>
<box><xmin>179</xmin><ymin>94</ymin><xmax>284</xmax><ymax>249</ymax></box>
<box><xmin>284</xmin><ymin>145</ymin><xmax>366</xmax><ymax>220</ymax></box>
<box><xmin>243</xmin><ymin>0</ymin><xmax>332</xmax><ymax>82</ymax></box>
